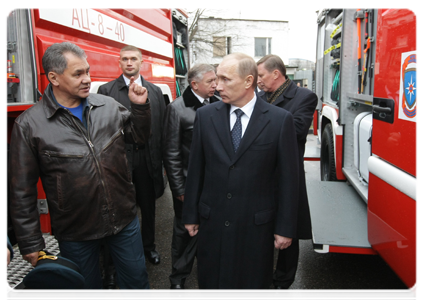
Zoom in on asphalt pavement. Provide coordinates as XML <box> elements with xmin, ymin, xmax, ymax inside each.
<box><xmin>9</xmin><ymin>137</ymin><xmax>416</xmax><ymax>300</ymax></box>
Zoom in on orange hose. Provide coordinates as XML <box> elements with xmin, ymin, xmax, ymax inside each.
<box><xmin>357</xmin><ymin>9</ymin><xmax>362</xmax><ymax>59</ymax></box>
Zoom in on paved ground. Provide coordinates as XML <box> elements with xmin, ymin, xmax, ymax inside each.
<box><xmin>9</xmin><ymin>137</ymin><xmax>416</xmax><ymax>300</ymax></box>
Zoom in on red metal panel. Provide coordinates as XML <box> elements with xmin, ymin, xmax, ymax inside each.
<box><xmin>32</xmin><ymin>9</ymin><xmax>176</xmax><ymax>97</ymax></box>
<box><xmin>335</xmin><ymin>134</ymin><xmax>346</xmax><ymax>180</ymax></box>
<box><xmin>368</xmin><ymin>9</ymin><xmax>416</xmax><ymax>288</ymax></box>
<box><xmin>304</xmin><ymin>157</ymin><xmax>320</xmax><ymax>162</ymax></box>
<box><xmin>373</xmin><ymin>9</ymin><xmax>416</xmax><ymax>176</ymax></box>
<box><xmin>329</xmin><ymin>246</ymin><xmax>377</xmax><ymax>255</ymax></box>
<box><xmin>112</xmin><ymin>9</ymin><xmax>172</xmax><ymax>41</ymax></box>
<box><xmin>367</xmin><ymin>173</ymin><xmax>415</xmax><ymax>288</ymax></box>
<box><xmin>7</xmin><ymin>104</ymin><xmax>34</xmax><ymax>113</ymax></box>
<box><xmin>313</xmin><ymin>110</ymin><xmax>318</xmax><ymax>135</ymax></box>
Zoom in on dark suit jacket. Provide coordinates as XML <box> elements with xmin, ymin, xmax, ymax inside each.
<box><xmin>182</xmin><ymin>97</ymin><xmax>299</xmax><ymax>289</ymax></box>
<box><xmin>258</xmin><ymin>80</ymin><xmax>318</xmax><ymax>239</ymax></box>
<box><xmin>98</xmin><ymin>75</ymin><xmax>166</xmax><ymax>199</ymax></box>
<box><xmin>162</xmin><ymin>86</ymin><xmax>220</xmax><ymax>217</ymax></box>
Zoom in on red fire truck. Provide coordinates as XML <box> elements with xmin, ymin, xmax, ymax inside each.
<box><xmin>7</xmin><ymin>8</ymin><xmax>189</xmax><ymax>235</ymax></box>
<box><xmin>311</xmin><ymin>9</ymin><xmax>416</xmax><ymax>288</ymax></box>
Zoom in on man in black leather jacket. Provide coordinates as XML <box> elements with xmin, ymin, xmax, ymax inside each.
<box><xmin>9</xmin><ymin>42</ymin><xmax>151</xmax><ymax>289</ymax></box>
<box><xmin>162</xmin><ymin>64</ymin><xmax>219</xmax><ymax>289</ymax></box>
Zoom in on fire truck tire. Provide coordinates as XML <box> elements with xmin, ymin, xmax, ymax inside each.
<box><xmin>320</xmin><ymin>123</ymin><xmax>337</xmax><ymax>181</ymax></box>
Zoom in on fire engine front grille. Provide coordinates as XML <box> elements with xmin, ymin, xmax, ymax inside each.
<box><xmin>7</xmin><ymin>234</ymin><xmax>60</xmax><ymax>289</ymax></box>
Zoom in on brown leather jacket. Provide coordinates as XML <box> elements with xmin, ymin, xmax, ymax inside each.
<box><xmin>9</xmin><ymin>85</ymin><xmax>151</xmax><ymax>255</ymax></box>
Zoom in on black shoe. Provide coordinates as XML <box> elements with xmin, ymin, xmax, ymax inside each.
<box><xmin>103</xmin><ymin>274</ymin><xmax>116</xmax><ymax>295</ymax></box>
<box><xmin>273</xmin><ymin>286</ymin><xmax>288</xmax><ymax>300</ymax></box>
<box><xmin>170</xmin><ymin>284</ymin><xmax>185</xmax><ymax>300</ymax></box>
<box><xmin>145</xmin><ymin>249</ymin><xmax>160</xmax><ymax>265</ymax></box>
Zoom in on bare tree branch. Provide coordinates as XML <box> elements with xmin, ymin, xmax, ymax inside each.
<box><xmin>185</xmin><ymin>9</ymin><xmax>250</xmax><ymax>63</ymax></box>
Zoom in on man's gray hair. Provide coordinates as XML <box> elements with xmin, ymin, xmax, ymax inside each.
<box><xmin>256</xmin><ymin>54</ymin><xmax>287</xmax><ymax>78</ymax></box>
<box><xmin>188</xmin><ymin>64</ymin><xmax>216</xmax><ymax>87</ymax></box>
<box><xmin>42</xmin><ymin>42</ymin><xmax>87</xmax><ymax>80</ymax></box>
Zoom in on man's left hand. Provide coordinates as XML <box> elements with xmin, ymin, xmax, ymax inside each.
<box><xmin>274</xmin><ymin>234</ymin><xmax>292</xmax><ymax>250</ymax></box>
<box><xmin>128</xmin><ymin>76</ymin><xmax>148</xmax><ymax>104</ymax></box>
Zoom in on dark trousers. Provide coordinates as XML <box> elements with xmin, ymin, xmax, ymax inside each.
<box><xmin>273</xmin><ymin>238</ymin><xmax>300</xmax><ymax>288</ymax></box>
<box><xmin>132</xmin><ymin>150</ymin><xmax>157</xmax><ymax>252</ymax></box>
<box><xmin>169</xmin><ymin>213</ymin><xmax>197</xmax><ymax>285</ymax></box>
<box><xmin>200</xmin><ymin>289</ymin><xmax>269</xmax><ymax>300</ymax></box>
<box><xmin>59</xmin><ymin>217</ymin><xmax>149</xmax><ymax>289</ymax></box>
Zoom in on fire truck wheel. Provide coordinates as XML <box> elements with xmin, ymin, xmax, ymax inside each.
<box><xmin>320</xmin><ymin>123</ymin><xmax>337</xmax><ymax>181</ymax></box>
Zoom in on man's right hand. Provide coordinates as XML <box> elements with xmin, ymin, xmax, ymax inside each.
<box><xmin>23</xmin><ymin>252</ymin><xmax>39</xmax><ymax>267</ymax></box>
<box><xmin>128</xmin><ymin>76</ymin><xmax>148</xmax><ymax>104</ymax></box>
<box><xmin>185</xmin><ymin>224</ymin><xmax>199</xmax><ymax>237</ymax></box>
<box><xmin>176</xmin><ymin>195</ymin><xmax>185</xmax><ymax>202</ymax></box>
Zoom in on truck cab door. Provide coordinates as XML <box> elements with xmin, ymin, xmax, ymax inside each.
<box><xmin>368</xmin><ymin>9</ymin><xmax>416</xmax><ymax>288</ymax></box>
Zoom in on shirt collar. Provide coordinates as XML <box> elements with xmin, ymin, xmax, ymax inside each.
<box><xmin>230</xmin><ymin>93</ymin><xmax>257</xmax><ymax>119</ymax></box>
<box><xmin>191</xmin><ymin>90</ymin><xmax>207</xmax><ymax>104</ymax></box>
<box><xmin>122</xmin><ymin>74</ymin><xmax>142</xmax><ymax>87</ymax></box>
<box><xmin>49</xmin><ymin>85</ymin><xmax>89</xmax><ymax>128</ymax></box>
<box><xmin>49</xmin><ymin>85</ymin><xmax>88</xmax><ymax>109</ymax></box>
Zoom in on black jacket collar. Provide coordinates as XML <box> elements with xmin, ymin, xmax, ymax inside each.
<box><xmin>259</xmin><ymin>80</ymin><xmax>298</xmax><ymax>106</ymax></box>
<box><xmin>116</xmin><ymin>74</ymin><xmax>149</xmax><ymax>90</ymax></box>
<box><xmin>283</xmin><ymin>80</ymin><xmax>298</xmax><ymax>99</ymax></box>
<box><xmin>182</xmin><ymin>87</ymin><xmax>219</xmax><ymax>111</ymax></box>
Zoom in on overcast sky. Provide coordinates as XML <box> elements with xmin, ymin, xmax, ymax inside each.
<box><xmin>196</xmin><ymin>8</ymin><xmax>321</xmax><ymax>62</ymax></box>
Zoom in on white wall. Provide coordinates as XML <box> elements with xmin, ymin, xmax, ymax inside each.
<box><xmin>191</xmin><ymin>18</ymin><xmax>289</xmax><ymax>66</ymax></box>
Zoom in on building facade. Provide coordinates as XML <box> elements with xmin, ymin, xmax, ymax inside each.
<box><xmin>190</xmin><ymin>17</ymin><xmax>289</xmax><ymax>66</ymax></box>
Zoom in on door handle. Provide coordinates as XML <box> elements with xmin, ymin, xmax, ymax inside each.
<box><xmin>373</xmin><ymin>97</ymin><xmax>395</xmax><ymax>124</ymax></box>
<box><xmin>373</xmin><ymin>105</ymin><xmax>391</xmax><ymax>113</ymax></box>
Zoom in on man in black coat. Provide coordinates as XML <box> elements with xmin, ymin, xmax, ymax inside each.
<box><xmin>257</xmin><ymin>54</ymin><xmax>318</xmax><ymax>289</ymax></box>
<box><xmin>98</xmin><ymin>45</ymin><xmax>166</xmax><ymax>269</ymax></box>
<box><xmin>163</xmin><ymin>63</ymin><xmax>219</xmax><ymax>289</ymax></box>
<box><xmin>182</xmin><ymin>53</ymin><xmax>300</xmax><ymax>289</ymax></box>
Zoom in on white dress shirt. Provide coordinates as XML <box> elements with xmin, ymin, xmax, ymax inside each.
<box><xmin>192</xmin><ymin>90</ymin><xmax>208</xmax><ymax>104</ymax></box>
<box><xmin>229</xmin><ymin>94</ymin><xmax>257</xmax><ymax>138</ymax></box>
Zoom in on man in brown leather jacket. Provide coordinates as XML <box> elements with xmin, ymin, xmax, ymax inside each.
<box><xmin>162</xmin><ymin>64</ymin><xmax>219</xmax><ymax>289</ymax></box>
<box><xmin>9</xmin><ymin>42</ymin><xmax>151</xmax><ymax>289</ymax></box>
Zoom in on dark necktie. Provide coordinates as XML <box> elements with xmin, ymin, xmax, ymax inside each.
<box><xmin>204</xmin><ymin>99</ymin><xmax>209</xmax><ymax>105</ymax></box>
<box><xmin>231</xmin><ymin>109</ymin><xmax>244</xmax><ymax>152</ymax></box>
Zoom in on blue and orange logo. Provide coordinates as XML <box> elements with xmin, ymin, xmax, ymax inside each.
<box><xmin>402</xmin><ymin>54</ymin><xmax>416</xmax><ymax>118</ymax></box>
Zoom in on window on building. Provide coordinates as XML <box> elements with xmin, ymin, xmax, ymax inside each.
<box><xmin>227</xmin><ymin>37</ymin><xmax>231</xmax><ymax>55</ymax></box>
<box><xmin>255</xmin><ymin>37</ymin><xmax>272</xmax><ymax>57</ymax></box>
<box><xmin>213</xmin><ymin>36</ymin><xmax>231</xmax><ymax>57</ymax></box>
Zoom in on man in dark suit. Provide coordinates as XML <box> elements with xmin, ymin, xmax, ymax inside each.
<box><xmin>163</xmin><ymin>63</ymin><xmax>219</xmax><ymax>289</ymax></box>
<box><xmin>257</xmin><ymin>54</ymin><xmax>318</xmax><ymax>289</ymax></box>
<box><xmin>98</xmin><ymin>46</ymin><xmax>166</xmax><ymax>284</ymax></box>
<box><xmin>182</xmin><ymin>53</ymin><xmax>300</xmax><ymax>289</ymax></box>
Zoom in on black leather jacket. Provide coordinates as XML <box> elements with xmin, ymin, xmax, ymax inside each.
<box><xmin>9</xmin><ymin>85</ymin><xmax>151</xmax><ymax>255</ymax></box>
<box><xmin>162</xmin><ymin>87</ymin><xmax>219</xmax><ymax>216</ymax></box>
